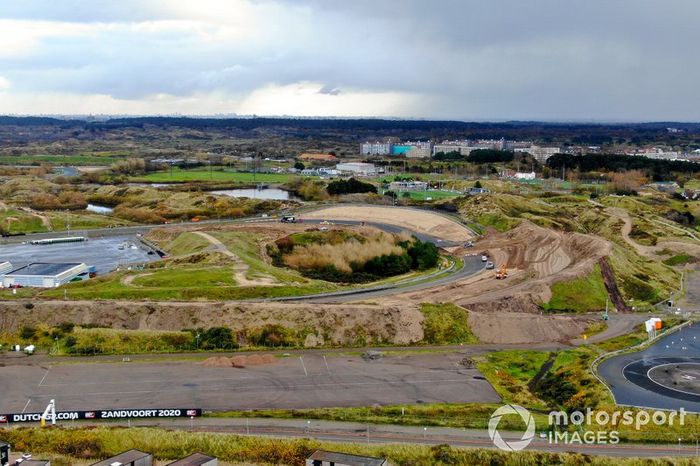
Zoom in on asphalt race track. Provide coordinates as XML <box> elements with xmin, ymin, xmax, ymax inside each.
<box><xmin>598</xmin><ymin>323</ymin><xmax>700</xmax><ymax>412</ymax></box>
<box><xmin>0</xmin><ymin>353</ymin><xmax>500</xmax><ymax>414</ymax></box>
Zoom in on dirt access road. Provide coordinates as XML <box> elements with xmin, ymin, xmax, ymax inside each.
<box><xmin>303</xmin><ymin>205</ymin><xmax>474</xmax><ymax>243</ymax></box>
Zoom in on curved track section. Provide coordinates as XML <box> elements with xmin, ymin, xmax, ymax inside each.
<box><xmin>599</xmin><ymin>324</ymin><xmax>700</xmax><ymax>412</ymax></box>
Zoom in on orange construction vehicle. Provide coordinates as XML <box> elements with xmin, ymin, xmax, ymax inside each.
<box><xmin>495</xmin><ymin>265</ymin><xmax>508</xmax><ymax>279</ymax></box>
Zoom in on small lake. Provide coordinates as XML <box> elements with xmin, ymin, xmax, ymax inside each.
<box><xmin>211</xmin><ymin>188</ymin><xmax>292</xmax><ymax>200</ymax></box>
<box><xmin>86</xmin><ymin>203</ymin><xmax>114</xmax><ymax>214</ymax></box>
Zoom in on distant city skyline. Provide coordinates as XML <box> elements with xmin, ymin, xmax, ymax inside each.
<box><xmin>0</xmin><ymin>0</ymin><xmax>698</xmax><ymax>121</ymax></box>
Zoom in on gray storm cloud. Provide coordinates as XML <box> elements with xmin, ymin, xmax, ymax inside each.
<box><xmin>0</xmin><ymin>0</ymin><xmax>698</xmax><ymax>120</ymax></box>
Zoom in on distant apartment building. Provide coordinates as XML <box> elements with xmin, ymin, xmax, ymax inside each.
<box><xmin>433</xmin><ymin>140</ymin><xmax>475</xmax><ymax>156</ymax></box>
<box><xmin>515</xmin><ymin>145</ymin><xmax>561</xmax><ymax>164</ymax></box>
<box><xmin>393</xmin><ymin>141</ymin><xmax>432</xmax><ymax>158</ymax></box>
<box><xmin>472</xmin><ymin>138</ymin><xmax>507</xmax><ymax>150</ymax></box>
<box><xmin>433</xmin><ymin>138</ymin><xmax>519</xmax><ymax>156</ymax></box>
<box><xmin>629</xmin><ymin>148</ymin><xmax>680</xmax><ymax>161</ymax></box>
<box><xmin>360</xmin><ymin>141</ymin><xmax>392</xmax><ymax>155</ymax></box>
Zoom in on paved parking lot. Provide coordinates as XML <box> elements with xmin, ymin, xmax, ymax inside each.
<box><xmin>0</xmin><ymin>235</ymin><xmax>157</xmax><ymax>274</ymax></box>
<box><xmin>0</xmin><ymin>353</ymin><xmax>500</xmax><ymax>413</ymax></box>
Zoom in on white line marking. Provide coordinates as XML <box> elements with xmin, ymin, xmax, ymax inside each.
<box><xmin>299</xmin><ymin>356</ymin><xmax>308</xmax><ymax>376</ymax></box>
<box><xmin>38</xmin><ymin>368</ymin><xmax>50</xmax><ymax>387</ymax></box>
<box><xmin>323</xmin><ymin>355</ymin><xmax>331</xmax><ymax>375</ymax></box>
<box><xmin>21</xmin><ymin>399</ymin><xmax>31</xmax><ymax>413</ymax></box>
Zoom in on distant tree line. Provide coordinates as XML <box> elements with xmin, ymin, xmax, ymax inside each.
<box><xmin>433</xmin><ymin>149</ymin><xmax>514</xmax><ymax>163</ymax></box>
<box><xmin>2</xmin><ymin>116</ymin><xmax>700</xmax><ymax>145</ymax></box>
<box><xmin>546</xmin><ymin>153</ymin><xmax>700</xmax><ymax>180</ymax></box>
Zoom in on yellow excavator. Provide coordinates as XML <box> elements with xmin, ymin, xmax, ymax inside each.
<box><xmin>495</xmin><ymin>265</ymin><xmax>508</xmax><ymax>280</ymax></box>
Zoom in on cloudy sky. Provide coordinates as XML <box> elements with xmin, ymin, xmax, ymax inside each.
<box><xmin>0</xmin><ymin>0</ymin><xmax>697</xmax><ymax>120</ymax></box>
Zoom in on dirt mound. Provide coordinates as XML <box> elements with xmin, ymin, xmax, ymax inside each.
<box><xmin>203</xmin><ymin>354</ymin><xmax>277</xmax><ymax>368</ymax></box>
<box><xmin>468</xmin><ymin>310</ymin><xmax>595</xmax><ymax>344</ymax></box>
<box><xmin>201</xmin><ymin>356</ymin><xmax>234</xmax><ymax>367</ymax></box>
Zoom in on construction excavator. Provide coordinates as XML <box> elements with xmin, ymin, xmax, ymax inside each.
<box><xmin>495</xmin><ymin>265</ymin><xmax>508</xmax><ymax>280</ymax></box>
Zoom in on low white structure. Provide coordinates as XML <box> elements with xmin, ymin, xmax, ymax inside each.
<box><xmin>514</xmin><ymin>171</ymin><xmax>536</xmax><ymax>181</ymax></box>
<box><xmin>336</xmin><ymin>162</ymin><xmax>377</xmax><ymax>176</ymax></box>
<box><xmin>2</xmin><ymin>262</ymin><xmax>88</xmax><ymax>288</ymax></box>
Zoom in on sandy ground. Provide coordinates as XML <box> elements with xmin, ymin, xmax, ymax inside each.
<box><xmin>303</xmin><ymin>205</ymin><xmax>474</xmax><ymax>242</ymax></box>
<box><xmin>374</xmin><ymin>221</ymin><xmax>613</xmax><ymax>343</ymax></box>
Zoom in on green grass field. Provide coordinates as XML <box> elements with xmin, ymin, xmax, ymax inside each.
<box><xmin>542</xmin><ymin>265</ymin><xmax>608</xmax><ymax>312</ymax></box>
<box><xmin>0</xmin><ymin>208</ymin><xmax>46</xmax><ymax>234</ymax></box>
<box><xmin>36</xmin><ymin>229</ymin><xmax>338</xmax><ymax>301</ymax></box>
<box><xmin>132</xmin><ymin>167</ymin><xmax>295</xmax><ymax>183</ymax></box>
<box><xmin>0</xmin><ymin>209</ymin><xmax>129</xmax><ymax>234</ymax></box>
<box><xmin>406</xmin><ymin>190</ymin><xmax>462</xmax><ymax>200</ymax></box>
<box><xmin>2</xmin><ymin>426</ymin><xmax>681</xmax><ymax>466</ymax></box>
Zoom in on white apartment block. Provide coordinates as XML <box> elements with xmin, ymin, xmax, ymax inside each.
<box><xmin>360</xmin><ymin>142</ymin><xmax>392</xmax><ymax>155</ymax></box>
<box><xmin>515</xmin><ymin>145</ymin><xmax>561</xmax><ymax>164</ymax></box>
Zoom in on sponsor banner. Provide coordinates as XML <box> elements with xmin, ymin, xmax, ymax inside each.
<box><xmin>0</xmin><ymin>408</ymin><xmax>201</xmax><ymax>423</ymax></box>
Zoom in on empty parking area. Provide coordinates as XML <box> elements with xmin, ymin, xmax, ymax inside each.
<box><xmin>0</xmin><ymin>353</ymin><xmax>500</xmax><ymax>413</ymax></box>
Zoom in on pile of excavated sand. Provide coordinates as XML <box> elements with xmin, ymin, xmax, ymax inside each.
<box><xmin>202</xmin><ymin>354</ymin><xmax>277</xmax><ymax>368</ymax></box>
<box><xmin>201</xmin><ymin>356</ymin><xmax>234</xmax><ymax>368</ymax></box>
<box><xmin>467</xmin><ymin>310</ymin><xmax>595</xmax><ymax>344</ymax></box>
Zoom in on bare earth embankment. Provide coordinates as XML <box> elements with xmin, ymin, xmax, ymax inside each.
<box><xmin>0</xmin><ymin>300</ymin><xmax>424</xmax><ymax>346</ymax></box>
<box><xmin>376</xmin><ymin>221</ymin><xmax>613</xmax><ymax>343</ymax></box>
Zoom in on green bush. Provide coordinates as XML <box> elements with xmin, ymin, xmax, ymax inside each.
<box><xmin>19</xmin><ymin>325</ymin><xmax>37</xmax><ymax>340</ymax></box>
<box><xmin>621</xmin><ymin>277</ymin><xmax>660</xmax><ymax>302</ymax></box>
<box><xmin>327</xmin><ymin>177</ymin><xmax>377</xmax><ymax>195</ymax></box>
<box><xmin>408</xmin><ymin>240</ymin><xmax>440</xmax><ymax>270</ymax></box>
<box><xmin>420</xmin><ymin>303</ymin><xmax>477</xmax><ymax>344</ymax></box>
<box><xmin>246</xmin><ymin>324</ymin><xmax>296</xmax><ymax>347</ymax></box>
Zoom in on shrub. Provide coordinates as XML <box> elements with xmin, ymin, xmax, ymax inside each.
<box><xmin>19</xmin><ymin>325</ymin><xmax>37</xmax><ymax>340</ymax></box>
<box><xmin>408</xmin><ymin>240</ymin><xmax>440</xmax><ymax>270</ymax></box>
<box><xmin>247</xmin><ymin>324</ymin><xmax>296</xmax><ymax>347</ymax></box>
<box><xmin>327</xmin><ymin>177</ymin><xmax>377</xmax><ymax>195</ymax></box>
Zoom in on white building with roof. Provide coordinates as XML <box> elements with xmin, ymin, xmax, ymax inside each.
<box><xmin>336</xmin><ymin>162</ymin><xmax>377</xmax><ymax>176</ymax></box>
